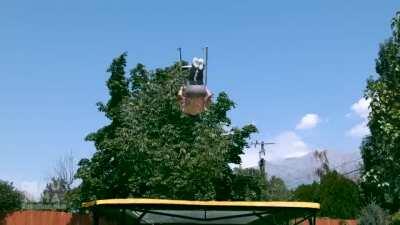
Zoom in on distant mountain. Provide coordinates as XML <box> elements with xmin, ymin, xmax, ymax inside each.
<box><xmin>264</xmin><ymin>150</ymin><xmax>361</xmax><ymax>188</ymax></box>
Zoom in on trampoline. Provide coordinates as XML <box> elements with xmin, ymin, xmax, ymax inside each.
<box><xmin>83</xmin><ymin>198</ymin><xmax>320</xmax><ymax>225</ymax></box>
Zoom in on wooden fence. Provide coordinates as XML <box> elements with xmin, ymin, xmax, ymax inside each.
<box><xmin>301</xmin><ymin>218</ymin><xmax>358</xmax><ymax>225</ymax></box>
<box><xmin>1</xmin><ymin>210</ymin><xmax>357</xmax><ymax>225</ymax></box>
<box><xmin>0</xmin><ymin>211</ymin><xmax>90</xmax><ymax>225</ymax></box>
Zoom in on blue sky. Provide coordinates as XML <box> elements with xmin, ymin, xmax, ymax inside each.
<box><xmin>1</xmin><ymin>1</ymin><xmax>399</xmax><ymax>198</ymax></box>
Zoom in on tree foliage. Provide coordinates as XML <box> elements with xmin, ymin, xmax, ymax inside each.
<box><xmin>41</xmin><ymin>177</ymin><xmax>69</xmax><ymax>204</ymax></box>
<box><xmin>64</xmin><ymin>186</ymin><xmax>83</xmax><ymax>212</ymax></box>
<box><xmin>361</xmin><ymin>11</ymin><xmax>400</xmax><ymax>212</ymax></box>
<box><xmin>0</xmin><ymin>180</ymin><xmax>23</xmax><ymax>215</ymax></box>
<box><xmin>293</xmin><ymin>182</ymin><xmax>320</xmax><ymax>203</ymax></box>
<box><xmin>41</xmin><ymin>152</ymin><xmax>77</xmax><ymax>209</ymax></box>
<box><xmin>392</xmin><ymin>211</ymin><xmax>400</xmax><ymax>225</ymax></box>
<box><xmin>358</xmin><ymin>202</ymin><xmax>389</xmax><ymax>225</ymax></box>
<box><xmin>265</xmin><ymin>176</ymin><xmax>291</xmax><ymax>201</ymax></box>
<box><xmin>293</xmin><ymin>171</ymin><xmax>360</xmax><ymax>219</ymax></box>
<box><xmin>231</xmin><ymin>168</ymin><xmax>268</xmax><ymax>200</ymax></box>
<box><xmin>77</xmin><ymin>54</ymin><xmax>257</xmax><ymax>201</ymax></box>
<box><xmin>319</xmin><ymin>171</ymin><xmax>360</xmax><ymax>219</ymax></box>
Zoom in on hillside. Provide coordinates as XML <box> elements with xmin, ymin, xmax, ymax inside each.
<box><xmin>265</xmin><ymin>150</ymin><xmax>361</xmax><ymax>188</ymax></box>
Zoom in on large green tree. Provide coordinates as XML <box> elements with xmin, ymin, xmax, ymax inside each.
<box><xmin>293</xmin><ymin>171</ymin><xmax>360</xmax><ymax>219</ymax></box>
<box><xmin>319</xmin><ymin>171</ymin><xmax>360</xmax><ymax>219</ymax></box>
<box><xmin>265</xmin><ymin>176</ymin><xmax>291</xmax><ymax>201</ymax></box>
<box><xmin>77</xmin><ymin>54</ymin><xmax>257</xmax><ymax>201</ymax></box>
<box><xmin>231</xmin><ymin>168</ymin><xmax>268</xmax><ymax>200</ymax></box>
<box><xmin>41</xmin><ymin>177</ymin><xmax>68</xmax><ymax>204</ymax></box>
<box><xmin>0</xmin><ymin>180</ymin><xmax>23</xmax><ymax>215</ymax></box>
<box><xmin>293</xmin><ymin>182</ymin><xmax>320</xmax><ymax>203</ymax></box>
<box><xmin>360</xmin><ymin>11</ymin><xmax>400</xmax><ymax>212</ymax></box>
<box><xmin>41</xmin><ymin>152</ymin><xmax>76</xmax><ymax>206</ymax></box>
<box><xmin>231</xmin><ymin>169</ymin><xmax>291</xmax><ymax>201</ymax></box>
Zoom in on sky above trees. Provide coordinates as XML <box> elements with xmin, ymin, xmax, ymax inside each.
<box><xmin>0</xmin><ymin>1</ymin><xmax>399</xmax><ymax>199</ymax></box>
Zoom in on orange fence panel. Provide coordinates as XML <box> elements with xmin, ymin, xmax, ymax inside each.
<box><xmin>1</xmin><ymin>211</ymin><xmax>90</xmax><ymax>225</ymax></box>
<box><xmin>300</xmin><ymin>218</ymin><xmax>357</xmax><ymax>225</ymax></box>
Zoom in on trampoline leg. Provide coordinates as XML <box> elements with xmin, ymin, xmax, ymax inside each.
<box><xmin>92</xmin><ymin>209</ymin><xmax>99</xmax><ymax>225</ymax></box>
<box><xmin>121</xmin><ymin>209</ymin><xmax>126</xmax><ymax>225</ymax></box>
<box><xmin>309</xmin><ymin>215</ymin><xmax>316</xmax><ymax>225</ymax></box>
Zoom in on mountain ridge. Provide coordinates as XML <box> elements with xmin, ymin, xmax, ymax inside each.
<box><xmin>260</xmin><ymin>150</ymin><xmax>361</xmax><ymax>188</ymax></box>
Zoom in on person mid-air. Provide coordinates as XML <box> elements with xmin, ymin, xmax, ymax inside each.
<box><xmin>178</xmin><ymin>51</ymin><xmax>212</xmax><ymax>115</ymax></box>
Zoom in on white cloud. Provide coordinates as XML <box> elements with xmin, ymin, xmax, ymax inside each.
<box><xmin>240</xmin><ymin>131</ymin><xmax>312</xmax><ymax>167</ymax></box>
<box><xmin>350</xmin><ymin>98</ymin><xmax>371</xmax><ymax>119</ymax></box>
<box><xmin>346</xmin><ymin>98</ymin><xmax>371</xmax><ymax>138</ymax></box>
<box><xmin>346</xmin><ymin>121</ymin><xmax>370</xmax><ymax>138</ymax></box>
<box><xmin>296</xmin><ymin>113</ymin><xmax>320</xmax><ymax>130</ymax></box>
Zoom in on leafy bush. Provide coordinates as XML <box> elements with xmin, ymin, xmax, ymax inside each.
<box><xmin>391</xmin><ymin>211</ymin><xmax>400</xmax><ymax>225</ymax></box>
<box><xmin>266</xmin><ymin>176</ymin><xmax>291</xmax><ymax>200</ymax></box>
<box><xmin>358</xmin><ymin>202</ymin><xmax>389</xmax><ymax>225</ymax></box>
<box><xmin>231</xmin><ymin>168</ymin><xmax>268</xmax><ymax>200</ymax></box>
<box><xmin>293</xmin><ymin>182</ymin><xmax>320</xmax><ymax>202</ymax></box>
<box><xmin>0</xmin><ymin>180</ymin><xmax>23</xmax><ymax>215</ymax></box>
<box><xmin>41</xmin><ymin>177</ymin><xmax>69</xmax><ymax>204</ymax></box>
<box><xmin>64</xmin><ymin>186</ymin><xmax>84</xmax><ymax>212</ymax></box>
<box><xmin>319</xmin><ymin>171</ymin><xmax>360</xmax><ymax>219</ymax></box>
<box><xmin>293</xmin><ymin>171</ymin><xmax>360</xmax><ymax>219</ymax></box>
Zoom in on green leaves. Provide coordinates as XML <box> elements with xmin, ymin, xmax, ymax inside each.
<box><xmin>77</xmin><ymin>54</ymin><xmax>257</xmax><ymax>201</ymax></box>
<box><xmin>41</xmin><ymin>177</ymin><xmax>68</xmax><ymax>204</ymax></box>
<box><xmin>319</xmin><ymin>171</ymin><xmax>360</xmax><ymax>219</ymax></box>
<box><xmin>361</xmin><ymin>11</ymin><xmax>400</xmax><ymax>212</ymax></box>
<box><xmin>293</xmin><ymin>182</ymin><xmax>320</xmax><ymax>203</ymax></box>
<box><xmin>293</xmin><ymin>171</ymin><xmax>360</xmax><ymax>219</ymax></box>
<box><xmin>105</xmin><ymin>53</ymin><xmax>129</xmax><ymax>120</ymax></box>
<box><xmin>358</xmin><ymin>202</ymin><xmax>389</xmax><ymax>225</ymax></box>
<box><xmin>0</xmin><ymin>180</ymin><xmax>23</xmax><ymax>215</ymax></box>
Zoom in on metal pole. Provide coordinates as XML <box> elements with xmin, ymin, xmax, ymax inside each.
<box><xmin>204</xmin><ymin>47</ymin><xmax>208</xmax><ymax>86</ymax></box>
<box><xmin>177</xmin><ymin>48</ymin><xmax>184</xmax><ymax>90</ymax></box>
<box><xmin>313</xmin><ymin>213</ymin><xmax>316</xmax><ymax>225</ymax></box>
<box><xmin>122</xmin><ymin>209</ymin><xmax>126</xmax><ymax>225</ymax></box>
<box><xmin>178</xmin><ymin>47</ymin><xmax>183</xmax><ymax>77</ymax></box>
<box><xmin>178</xmin><ymin>47</ymin><xmax>182</xmax><ymax>62</ymax></box>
